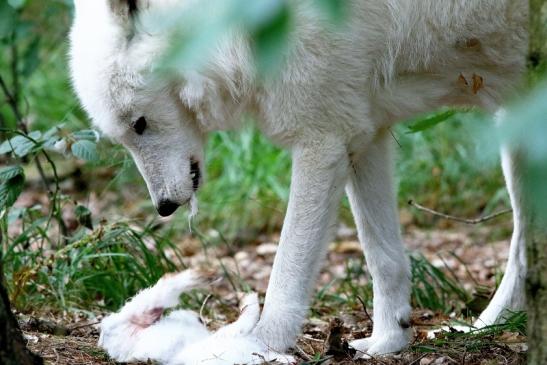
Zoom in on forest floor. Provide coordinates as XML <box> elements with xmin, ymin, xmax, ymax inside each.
<box><xmin>19</xmin><ymin>224</ymin><xmax>527</xmax><ymax>365</ymax></box>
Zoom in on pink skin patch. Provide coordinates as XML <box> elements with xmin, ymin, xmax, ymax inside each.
<box><xmin>130</xmin><ymin>307</ymin><xmax>164</xmax><ymax>330</ymax></box>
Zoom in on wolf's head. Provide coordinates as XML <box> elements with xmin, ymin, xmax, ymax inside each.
<box><xmin>69</xmin><ymin>0</ymin><xmax>206</xmax><ymax>217</ymax></box>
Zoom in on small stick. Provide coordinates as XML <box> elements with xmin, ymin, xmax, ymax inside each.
<box><xmin>408</xmin><ymin>354</ymin><xmax>428</xmax><ymax>365</ymax></box>
<box><xmin>69</xmin><ymin>320</ymin><xmax>101</xmax><ymax>331</ymax></box>
<box><xmin>408</xmin><ymin>200</ymin><xmax>512</xmax><ymax>225</ymax></box>
<box><xmin>294</xmin><ymin>345</ymin><xmax>313</xmax><ymax>361</ymax></box>
<box><xmin>199</xmin><ymin>294</ymin><xmax>213</xmax><ymax>325</ymax></box>
<box><xmin>53</xmin><ymin>347</ymin><xmax>60</xmax><ymax>364</ymax></box>
<box><xmin>357</xmin><ymin>296</ymin><xmax>373</xmax><ymax>324</ymax></box>
<box><xmin>301</xmin><ymin>335</ymin><xmax>325</xmax><ymax>343</ymax></box>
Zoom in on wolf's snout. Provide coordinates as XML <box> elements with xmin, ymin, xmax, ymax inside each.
<box><xmin>157</xmin><ymin>200</ymin><xmax>180</xmax><ymax>217</ymax></box>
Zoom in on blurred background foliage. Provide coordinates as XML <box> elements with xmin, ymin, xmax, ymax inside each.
<box><xmin>0</xmin><ymin>0</ymin><xmax>544</xmax><ymax>315</ymax></box>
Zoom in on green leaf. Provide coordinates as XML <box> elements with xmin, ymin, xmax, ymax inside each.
<box><xmin>1</xmin><ymin>131</ymin><xmax>43</xmax><ymax>157</ymax></box>
<box><xmin>0</xmin><ymin>1</ymin><xmax>16</xmax><ymax>39</ymax></box>
<box><xmin>0</xmin><ymin>139</ymin><xmax>12</xmax><ymax>154</ymax></box>
<box><xmin>8</xmin><ymin>0</ymin><xmax>26</xmax><ymax>9</ymax></box>
<box><xmin>43</xmin><ymin>125</ymin><xmax>62</xmax><ymax>140</ymax></box>
<box><xmin>43</xmin><ymin>136</ymin><xmax>61</xmax><ymax>149</ymax></box>
<box><xmin>406</xmin><ymin>109</ymin><xmax>458</xmax><ymax>134</ymax></box>
<box><xmin>0</xmin><ymin>165</ymin><xmax>24</xmax><ymax>181</ymax></box>
<box><xmin>72</xmin><ymin>129</ymin><xmax>100</xmax><ymax>142</ymax></box>
<box><xmin>0</xmin><ymin>165</ymin><xmax>25</xmax><ymax>211</ymax></box>
<box><xmin>0</xmin><ymin>182</ymin><xmax>24</xmax><ymax>211</ymax></box>
<box><xmin>42</xmin><ymin>126</ymin><xmax>62</xmax><ymax>149</ymax></box>
<box><xmin>27</xmin><ymin>130</ymin><xmax>42</xmax><ymax>140</ymax></box>
<box><xmin>1</xmin><ymin>135</ymin><xmax>32</xmax><ymax>157</ymax></box>
<box><xmin>71</xmin><ymin>140</ymin><xmax>98</xmax><ymax>161</ymax></box>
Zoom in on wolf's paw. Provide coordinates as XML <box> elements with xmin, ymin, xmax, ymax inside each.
<box><xmin>349</xmin><ymin>337</ymin><xmax>375</xmax><ymax>356</ymax></box>
<box><xmin>350</xmin><ymin>331</ymin><xmax>410</xmax><ymax>358</ymax></box>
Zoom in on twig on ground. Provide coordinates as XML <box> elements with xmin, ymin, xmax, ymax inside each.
<box><xmin>294</xmin><ymin>345</ymin><xmax>313</xmax><ymax>361</ymax></box>
<box><xmin>301</xmin><ymin>335</ymin><xmax>324</xmax><ymax>343</ymax></box>
<box><xmin>20</xmin><ymin>317</ymin><xmax>71</xmax><ymax>336</ymax></box>
<box><xmin>357</xmin><ymin>295</ymin><xmax>373</xmax><ymax>324</ymax></box>
<box><xmin>199</xmin><ymin>294</ymin><xmax>212</xmax><ymax>326</ymax></box>
<box><xmin>53</xmin><ymin>347</ymin><xmax>60</xmax><ymax>364</ymax></box>
<box><xmin>461</xmin><ymin>349</ymin><xmax>467</xmax><ymax>365</ymax></box>
<box><xmin>408</xmin><ymin>200</ymin><xmax>512</xmax><ymax>225</ymax></box>
<box><xmin>68</xmin><ymin>321</ymin><xmax>100</xmax><ymax>332</ymax></box>
<box><xmin>408</xmin><ymin>354</ymin><xmax>428</xmax><ymax>365</ymax></box>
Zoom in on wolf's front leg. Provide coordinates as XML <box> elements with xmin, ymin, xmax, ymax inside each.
<box><xmin>253</xmin><ymin>136</ymin><xmax>349</xmax><ymax>351</ymax></box>
<box><xmin>346</xmin><ymin>131</ymin><xmax>412</xmax><ymax>357</ymax></box>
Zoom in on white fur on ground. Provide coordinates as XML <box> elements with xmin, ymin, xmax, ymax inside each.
<box><xmin>99</xmin><ymin>271</ymin><xmax>294</xmax><ymax>365</ymax></box>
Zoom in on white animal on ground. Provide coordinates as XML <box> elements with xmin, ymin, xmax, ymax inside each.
<box><xmin>69</xmin><ymin>0</ymin><xmax>530</xmax><ymax>361</ymax></box>
<box><xmin>99</xmin><ymin>270</ymin><xmax>294</xmax><ymax>364</ymax></box>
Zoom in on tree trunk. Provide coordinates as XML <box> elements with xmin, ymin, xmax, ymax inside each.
<box><xmin>527</xmin><ymin>227</ymin><xmax>547</xmax><ymax>365</ymax></box>
<box><xmin>0</xmin><ymin>233</ymin><xmax>43</xmax><ymax>365</ymax></box>
<box><xmin>527</xmin><ymin>2</ymin><xmax>547</xmax><ymax>365</ymax></box>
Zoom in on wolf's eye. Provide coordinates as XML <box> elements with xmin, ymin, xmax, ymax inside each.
<box><xmin>131</xmin><ymin>117</ymin><xmax>147</xmax><ymax>135</ymax></box>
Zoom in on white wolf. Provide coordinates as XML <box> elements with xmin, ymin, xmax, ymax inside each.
<box><xmin>69</xmin><ymin>0</ymin><xmax>529</xmax><ymax>361</ymax></box>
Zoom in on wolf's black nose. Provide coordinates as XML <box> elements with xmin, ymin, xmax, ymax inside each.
<box><xmin>157</xmin><ymin>200</ymin><xmax>180</xmax><ymax>217</ymax></box>
<box><xmin>190</xmin><ymin>158</ymin><xmax>201</xmax><ymax>192</ymax></box>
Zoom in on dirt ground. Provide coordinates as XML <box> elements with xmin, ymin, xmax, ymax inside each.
<box><xmin>22</xmin><ymin>224</ymin><xmax>527</xmax><ymax>365</ymax></box>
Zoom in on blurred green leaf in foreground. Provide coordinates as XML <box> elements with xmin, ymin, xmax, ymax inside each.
<box><xmin>494</xmin><ymin>82</ymin><xmax>547</xmax><ymax>222</ymax></box>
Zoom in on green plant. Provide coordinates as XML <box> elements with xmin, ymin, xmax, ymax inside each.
<box><xmin>410</xmin><ymin>253</ymin><xmax>471</xmax><ymax>314</ymax></box>
<box><xmin>3</xmin><ymin>220</ymin><xmax>203</xmax><ymax>313</ymax></box>
<box><xmin>313</xmin><ymin>257</ymin><xmax>374</xmax><ymax>315</ymax></box>
<box><xmin>413</xmin><ymin>311</ymin><xmax>527</xmax><ymax>355</ymax></box>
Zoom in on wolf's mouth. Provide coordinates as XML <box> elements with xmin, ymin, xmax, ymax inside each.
<box><xmin>190</xmin><ymin>157</ymin><xmax>201</xmax><ymax>192</ymax></box>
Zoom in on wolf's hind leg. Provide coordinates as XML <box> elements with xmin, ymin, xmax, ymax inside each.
<box><xmin>476</xmin><ymin>146</ymin><xmax>527</xmax><ymax>327</ymax></box>
<box><xmin>346</xmin><ymin>131</ymin><xmax>412</xmax><ymax>356</ymax></box>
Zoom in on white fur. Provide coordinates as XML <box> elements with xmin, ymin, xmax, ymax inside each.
<box><xmin>98</xmin><ymin>270</ymin><xmax>209</xmax><ymax>362</ymax></box>
<box><xmin>70</xmin><ymin>0</ymin><xmax>529</xmax><ymax>361</ymax></box>
<box><xmin>475</xmin><ymin>144</ymin><xmax>528</xmax><ymax>327</ymax></box>
<box><xmin>99</xmin><ymin>271</ymin><xmax>294</xmax><ymax>364</ymax></box>
<box><xmin>346</xmin><ymin>131</ymin><xmax>412</xmax><ymax>356</ymax></box>
<box><xmin>173</xmin><ymin>293</ymin><xmax>294</xmax><ymax>365</ymax></box>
